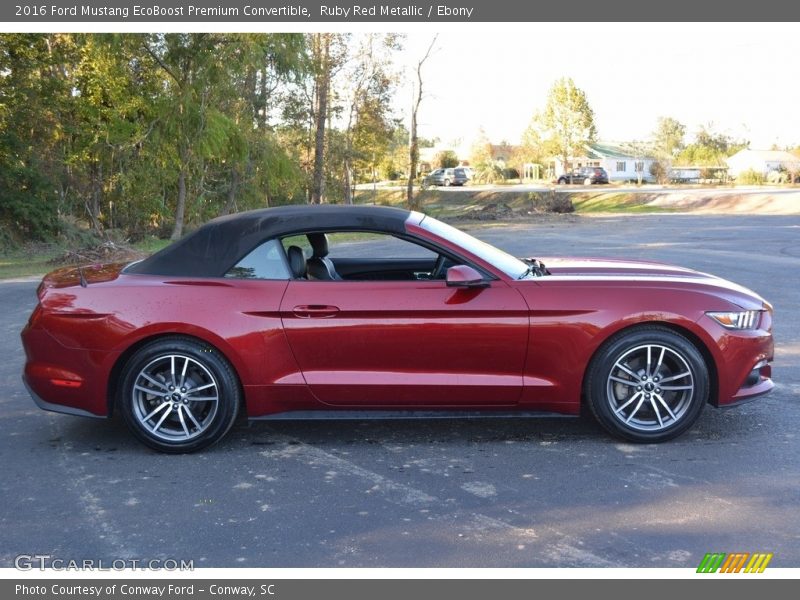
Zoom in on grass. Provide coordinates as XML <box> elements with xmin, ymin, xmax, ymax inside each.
<box><xmin>354</xmin><ymin>187</ymin><xmax>678</xmax><ymax>216</ymax></box>
<box><xmin>353</xmin><ymin>188</ymin><xmax>554</xmax><ymax>218</ymax></box>
<box><xmin>0</xmin><ymin>250</ymin><xmax>62</xmax><ymax>280</ymax></box>
<box><xmin>0</xmin><ymin>237</ymin><xmax>172</xmax><ymax>281</ymax></box>
<box><xmin>569</xmin><ymin>192</ymin><xmax>678</xmax><ymax>213</ymax></box>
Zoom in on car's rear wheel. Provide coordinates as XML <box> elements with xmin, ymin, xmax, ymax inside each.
<box><xmin>118</xmin><ymin>337</ymin><xmax>240</xmax><ymax>453</ymax></box>
<box><xmin>584</xmin><ymin>177</ymin><xmax>592</xmax><ymax>185</ymax></box>
<box><xmin>444</xmin><ymin>178</ymin><xmax>451</xmax><ymax>186</ymax></box>
<box><xmin>585</xmin><ymin>326</ymin><xmax>708</xmax><ymax>443</ymax></box>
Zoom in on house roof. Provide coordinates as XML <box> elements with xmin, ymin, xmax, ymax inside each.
<box><xmin>551</xmin><ymin>142</ymin><xmax>655</xmax><ymax>163</ymax></box>
<box><xmin>585</xmin><ymin>142</ymin><xmax>655</xmax><ymax>160</ymax></box>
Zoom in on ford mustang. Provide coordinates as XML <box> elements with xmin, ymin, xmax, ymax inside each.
<box><xmin>21</xmin><ymin>205</ymin><xmax>774</xmax><ymax>452</ymax></box>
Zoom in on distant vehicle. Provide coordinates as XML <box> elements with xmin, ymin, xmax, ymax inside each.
<box><xmin>423</xmin><ymin>167</ymin><xmax>469</xmax><ymax>188</ymax></box>
<box><xmin>557</xmin><ymin>167</ymin><xmax>609</xmax><ymax>185</ymax></box>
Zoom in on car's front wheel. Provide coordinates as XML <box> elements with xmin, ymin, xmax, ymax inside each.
<box><xmin>118</xmin><ymin>337</ymin><xmax>241</xmax><ymax>453</ymax></box>
<box><xmin>585</xmin><ymin>326</ymin><xmax>708</xmax><ymax>443</ymax></box>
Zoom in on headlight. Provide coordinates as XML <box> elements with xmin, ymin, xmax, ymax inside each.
<box><xmin>707</xmin><ymin>310</ymin><xmax>762</xmax><ymax>330</ymax></box>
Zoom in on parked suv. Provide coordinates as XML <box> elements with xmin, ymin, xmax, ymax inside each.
<box><xmin>557</xmin><ymin>167</ymin><xmax>609</xmax><ymax>185</ymax></box>
<box><xmin>423</xmin><ymin>167</ymin><xmax>470</xmax><ymax>187</ymax></box>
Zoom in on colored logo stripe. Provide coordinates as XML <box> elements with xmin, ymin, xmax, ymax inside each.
<box><xmin>744</xmin><ymin>553</ymin><xmax>773</xmax><ymax>573</ymax></box>
<box><xmin>697</xmin><ymin>552</ymin><xmax>773</xmax><ymax>573</ymax></box>
<box><xmin>719</xmin><ymin>553</ymin><xmax>749</xmax><ymax>573</ymax></box>
<box><xmin>697</xmin><ymin>553</ymin><xmax>726</xmax><ymax>573</ymax></box>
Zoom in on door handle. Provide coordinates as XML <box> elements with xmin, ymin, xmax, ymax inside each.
<box><xmin>292</xmin><ymin>305</ymin><xmax>340</xmax><ymax>318</ymax></box>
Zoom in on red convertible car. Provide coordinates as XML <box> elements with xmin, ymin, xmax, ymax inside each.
<box><xmin>21</xmin><ymin>205</ymin><xmax>774</xmax><ymax>452</ymax></box>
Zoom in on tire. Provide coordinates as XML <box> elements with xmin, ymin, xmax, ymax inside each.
<box><xmin>118</xmin><ymin>337</ymin><xmax>241</xmax><ymax>453</ymax></box>
<box><xmin>585</xmin><ymin>326</ymin><xmax>708</xmax><ymax>443</ymax></box>
<box><xmin>444</xmin><ymin>179</ymin><xmax>451</xmax><ymax>187</ymax></box>
<box><xmin>584</xmin><ymin>178</ymin><xmax>592</xmax><ymax>185</ymax></box>
<box><xmin>557</xmin><ymin>178</ymin><xmax>566</xmax><ymax>185</ymax></box>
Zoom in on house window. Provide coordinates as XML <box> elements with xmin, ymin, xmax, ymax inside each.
<box><xmin>635</xmin><ymin>161</ymin><xmax>644</xmax><ymax>172</ymax></box>
<box><xmin>616</xmin><ymin>161</ymin><xmax>626</xmax><ymax>172</ymax></box>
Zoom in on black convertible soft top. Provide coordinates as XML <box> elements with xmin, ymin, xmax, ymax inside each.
<box><xmin>125</xmin><ymin>204</ymin><xmax>413</xmax><ymax>277</ymax></box>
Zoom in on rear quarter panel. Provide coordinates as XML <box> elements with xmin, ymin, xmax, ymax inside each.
<box><xmin>27</xmin><ymin>274</ymin><xmax>301</xmax><ymax>416</ymax></box>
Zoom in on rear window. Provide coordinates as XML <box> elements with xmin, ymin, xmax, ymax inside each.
<box><xmin>225</xmin><ymin>239</ymin><xmax>289</xmax><ymax>280</ymax></box>
<box><xmin>454</xmin><ymin>168</ymin><xmax>465</xmax><ymax>176</ymax></box>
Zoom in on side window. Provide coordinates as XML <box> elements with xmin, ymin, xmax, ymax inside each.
<box><xmin>279</xmin><ymin>231</ymin><xmax>454</xmax><ymax>281</ymax></box>
<box><xmin>225</xmin><ymin>239</ymin><xmax>290</xmax><ymax>280</ymax></box>
<box><xmin>281</xmin><ymin>234</ymin><xmax>313</xmax><ymax>258</ymax></box>
<box><xmin>324</xmin><ymin>232</ymin><xmax>437</xmax><ymax>260</ymax></box>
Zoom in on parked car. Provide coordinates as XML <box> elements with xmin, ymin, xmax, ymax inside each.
<box><xmin>423</xmin><ymin>167</ymin><xmax>469</xmax><ymax>187</ymax></box>
<box><xmin>557</xmin><ymin>167</ymin><xmax>609</xmax><ymax>185</ymax></box>
<box><xmin>22</xmin><ymin>205</ymin><xmax>773</xmax><ymax>452</ymax></box>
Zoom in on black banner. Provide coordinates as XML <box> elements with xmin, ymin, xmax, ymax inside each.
<box><xmin>3</xmin><ymin>0</ymin><xmax>800</xmax><ymax>22</ymax></box>
<box><xmin>4</xmin><ymin>579</ymin><xmax>798</xmax><ymax>600</ymax></box>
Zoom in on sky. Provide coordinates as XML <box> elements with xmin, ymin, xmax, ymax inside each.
<box><xmin>396</xmin><ymin>23</ymin><xmax>800</xmax><ymax>152</ymax></box>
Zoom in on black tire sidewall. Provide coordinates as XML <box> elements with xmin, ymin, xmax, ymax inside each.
<box><xmin>587</xmin><ymin>327</ymin><xmax>708</xmax><ymax>443</ymax></box>
<box><xmin>118</xmin><ymin>337</ymin><xmax>240</xmax><ymax>453</ymax></box>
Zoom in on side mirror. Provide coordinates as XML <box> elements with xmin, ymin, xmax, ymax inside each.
<box><xmin>446</xmin><ymin>265</ymin><xmax>489</xmax><ymax>288</ymax></box>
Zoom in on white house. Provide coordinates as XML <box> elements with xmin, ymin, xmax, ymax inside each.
<box><xmin>551</xmin><ymin>142</ymin><xmax>658</xmax><ymax>183</ymax></box>
<box><xmin>726</xmin><ymin>149</ymin><xmax>800</xmax><ymax>178</ymax></box>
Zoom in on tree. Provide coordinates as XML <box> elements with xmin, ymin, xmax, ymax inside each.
<box><xmin>306</xmin><ymin>33</ymin><xmax>351</xmax><ymax>204</ymax></box>
<box><xmin>652</xmin><ymin>116</ymin><xmax>686</xmax><ymax>158</ymax></box>
<box><xmin>0</xmin><ymin>33</ymin><xmax>416</xmax><ymax>247</ymax></box>
<box><xmin>468</xmin><ymin>128</ymin><xmax>502</xmax><ymax>183</ymax></box>
<box><xmin>647</xmin><ymin>117</ymin><xmax>686</xmax><ymax>184</ymax></box>
<box><xmin>309</xmin><ymin>34</ymin><xmax>334</xmax><ymax>204</ymax></box>
<box><xmin>406</xmin><ymin>35</ymin><xmax>437</xmax><ymax>211</ymax></box>
<box><xmin>468</xmin><ymin>128</ymin><xmax>493</xmax><ymax>168</ymax></box>
<box><xmin>139</xmin><ymin>34</ymin><xmax>243</xmax><ymax>239</ymax></box>
<box><xmin>340</xmin><ymin>34</ymin><xmax>401</xmax><ymax>204</ymax></box>
<box><xmin>677</xmin><ymin>123</ymin><xmax>748</xmax><ymax>166</ymax></box>
<box><xmin>433</xmin><ymin>150</ymin><xmax>459</xmax><ymax>169</ymax></box>
<box><xmin>541</xmin><ymin>78</ymin><xmax>596</xmax><ymax>182</ymax></box>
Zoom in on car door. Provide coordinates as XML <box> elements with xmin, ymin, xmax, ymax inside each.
<box><xmin>279</xmin><ymin>239</ymin><xmax>529</xmax><ymax>407</ymax></box>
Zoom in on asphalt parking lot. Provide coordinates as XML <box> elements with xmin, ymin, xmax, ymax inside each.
<box><xmin>1</xmin><ymin>213</ymin><xmax>798</xmax><ymax>568</ymax></box>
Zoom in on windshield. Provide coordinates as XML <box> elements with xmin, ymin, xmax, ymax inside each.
<box><xmin>418</xmin><ymin>215</ymin><xmax>529</xmax><ymax>279</ymax></box>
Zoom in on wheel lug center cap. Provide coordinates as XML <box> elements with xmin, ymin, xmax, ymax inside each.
<box><xmin>172</xmin><ymin>393</ymin><xmax>181</xmax><ymax>401</ymax></box>
<box><xmin>644</xmin><ymin>382</ymin><xmax>655</xmax><ymax>392</ymax></box>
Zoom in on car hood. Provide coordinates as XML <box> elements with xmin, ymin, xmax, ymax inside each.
<box><xmin>532</xmin><ymin>256</ymin><xmax>769</xmax><ymax>309</ymax></box>
<box><xmin>541</xmin><ymin>256</ymin><xmax>699</xmax><ymax>277</ymax></box>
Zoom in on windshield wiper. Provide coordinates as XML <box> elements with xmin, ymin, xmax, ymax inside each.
<box><xmin>518</xmin><ymin>258</ymin><xmax>548</xmax><ymax>279</ymax></box>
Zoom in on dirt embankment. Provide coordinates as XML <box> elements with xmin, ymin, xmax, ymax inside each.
<box><xmin>644</xmin><ymin>191</ymin><xmax>800</xmax><ymax>214</ymax></box>
<box><xmin>356</xmin><ymin>187</ymin><xmax>800</xmax><ymax>216</ymax></box>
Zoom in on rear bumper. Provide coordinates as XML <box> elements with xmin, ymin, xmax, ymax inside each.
<box><xmin>23</xmin><ymin>375</ymin><xmax>105</xmax><ymax>419</ymax></box>
<box><xmin>21</xmin><ymin>324</ymin><xmax>116</xmax><ymax>417</ymax></box>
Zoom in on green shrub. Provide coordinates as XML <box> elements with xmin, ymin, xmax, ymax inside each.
<box><xmin>737</xmin><ymin>169</ymin><xmax>765</xmax><ymax>185</ymax></box>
